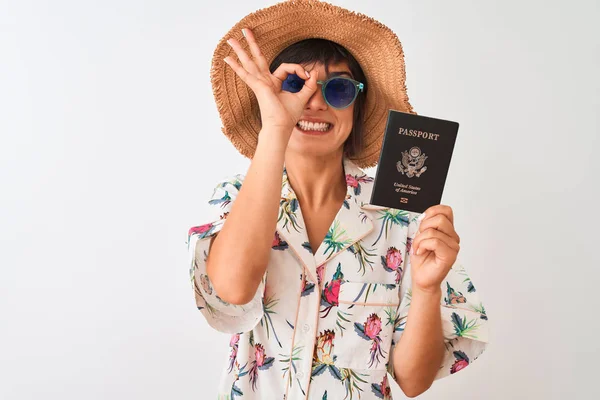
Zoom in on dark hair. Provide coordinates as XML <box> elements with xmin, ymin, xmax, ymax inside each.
<box><xmin>268</xmin><ymin>39</ymin><xmax>368</xmax><ymax>159</ymax></box>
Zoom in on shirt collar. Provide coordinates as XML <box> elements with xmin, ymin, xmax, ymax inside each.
<box><xmin>277</xmin><ymin>157</ymin><xmax>376</xmax><ymax>283</ymax></box>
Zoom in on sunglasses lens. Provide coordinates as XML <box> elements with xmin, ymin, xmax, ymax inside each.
<box><xmin>324</xmin><ymin>78</ymin><xmax>356</xmax><ymax>108</ymax></box>
<box><xmin>282</xmin><ymin>75</ymin><xmax>359</xmax><ymax>108</ymax></box>
<box><xmin>282</xmin><ymin>74</ymin><xmax>304</xmax><ymax>93</ymax></box>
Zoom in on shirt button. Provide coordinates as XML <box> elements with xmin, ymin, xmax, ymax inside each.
<box><xmin>296</xmin><ymin>371</ymin><xmax>304</xmax><ymax>379</ymax></box>
<box><xmin>302</xmin><ymin>323</ymin><xmax>311</xmax><ymax>333</ymax></box>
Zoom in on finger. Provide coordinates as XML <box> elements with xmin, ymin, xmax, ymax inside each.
<box><xmin>414</xmin><ymin>237</ymin><xmax>458</xmax><ymax>264</ymax></box>
<box><xmin>271</xmin><ymin>63</ymin><xmax>312</xmax><ymax>84</ymax></box>
<box><xmin>297</xmin><ymin>68</ymin><xmax>319</xmax><ymax>101</ymax></box>
<box><xmin>417</xmin><ymin>214</ymin><xmax>460</xmax><ymax>244</ymax></box>
<box><xmin>242</xmin><ymin>28</ymin><xmax>270</xmax><ymax>74</ymax></box>
<box><xmin>223</xmin><ymin>56</ymin><xmax>260</xmax><ymax>90</ymax></box>
<box><xmin>421</xmin><ymin>204</ymin><xmax>454</xmax><ymax>225</ymax></box>
<box><xmin>412</xmin><ymin>228</ymin><xmax>460</xmax><ymax>256</ymax></box>
<box><xmin>227</xmin><ymin>37</ymin><xmax>260</xmax><ymax>75</ymax></box>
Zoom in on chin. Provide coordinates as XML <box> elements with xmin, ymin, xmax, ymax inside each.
<box><xmin>287</xmin><ymin>142</ymin><xmax>342</xmax><ymax>159</ymax></box>
<box><xmin>288</xmin><ymin>129</ymin><xmax>347</xmax><ymax>157</ymax></box>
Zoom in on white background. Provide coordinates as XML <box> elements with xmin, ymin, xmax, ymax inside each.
<box><xmin>1</xmin><ymin>0</ymin><xmax>599</xmax><ymax>398</ymax></box>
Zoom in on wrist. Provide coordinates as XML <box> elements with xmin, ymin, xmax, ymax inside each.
<box><xmin>411</xmin><ymin>285</ymin><xmax>442</xmax><ymax>300</ymax></box>
<box><xmin>255</xmin><ymin>130</ymin><xmax>289</xmax><ymax>158</ymax></box>
<box><xmin>256</xmin><ymin>126</ymin><xmax>292</xmax><ymax>153</ymax></box>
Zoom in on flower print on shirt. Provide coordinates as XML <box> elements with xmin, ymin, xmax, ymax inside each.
<box><xmin>322</xmin><ymin>220</ymin><xmax>352</xmax><ymax>258</ymax></box>
<box><xmin>381</xmin><ymin>247</ymin><xmax>403</xmax><ymax>284</ymax></box>
<box><xmin>348</xmin><ymin>241</ymin><xmax>377</xmax><ymax>276</ymax></box>
<box><xmin>449</xmin><ymin>350</ymin><xmax>470</xmax><ymax>374</ymax></box>
<box><xmin>272</xmin><ymin>231</ymin><xmax>289</xmax><ymax>250</ymax></box>
<box><xmin>372</xmin><ymin>209</ymin><xmax>409</xmax><ymax>246</ymax></box>
<box><xmin>371</xmin><ymin>373</ymin><xmax>392</xmax><ymax>400</ymax></box>
<box><xmin>260</xmin><ymin>294</ymin><xmax>284</xmax><ymax>348</ymax></box>
<box><xmin>354</xmin><ymin>313</ymin><xmax>388</xmax><ymax>368</ymax></box>
<box><xmin>345</xmin><ymin>172</ymin><xmax>374</xmax><ymax>196</ymax></box>
<box><xmin>311</xmin><ymin>330</ymin><xmax>338</xmax><ymax>377</ymax></box>
<box><xmin>187</xmin><ymin>156</ymin><xmax>490</xmax><ymax>399</ymax></box>
<box><xmin>198</xmin><ymin>273</ymin><xmax>212</xmax><ymax>295</ymax></box>
<box><xmin>320</xmin><ymin>263</ymin><xmax>343</xmax><ymax>318</ymax></box>
<box><xmin>445</xmin><ymin>281</ymin><xmax>467</xmax><ymax>305</ymax></box>
<box><xmin>280</xmin><ymin>343</ymin><xmax>305</xmax><ymax>393</ymax></box>
<box><xmin>230</xmin><ymin>360</ymin><xmax>249</xmax><ymax>399</ymax></box>
<box><xmin>249</xmin><ymin>343</ymin><xmax>274</xmax><ymax>391</ymax></box>
<box><xmin>340</xmin><ymin>367</ymin><xmax>369</xmax><ymax>399</ymax></box>
<box><xmin>278</xmin><ymin>196</ymin><xmax>301</xmax><ymax>232</ymax></box>
<box><xmin>301</xmin><ymin>273</ymin><xmax>316</xmax><ymax>297</ymax></box>
<box><xmin>208</xmin><ymin>176</ymin><xmax>243</xmax><ymax>208</ymax></box>
<box><xmin>406</xmin><ymin>236</ymin><xmax>413</xmax><ymax>255</ymax></box>
<box><xmin>187</xmin><ymin>222</ymin><xmax>217</xmax><ymax>241</ymax></box>
<box><xmin>228</xmin><ymin>333</ymin><xmax>240</xmax><ymax>373</ymax></box>
<box><xmin>316</xmin><ymin>263</ymin><xmax>326</xmax><ymax>287</ymax></box>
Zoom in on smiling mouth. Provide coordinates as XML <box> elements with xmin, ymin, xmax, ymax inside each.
<box><xmin>295</xmin><ymin>120</ymin><xmax>334</xmax><ymax>133</ymax></box>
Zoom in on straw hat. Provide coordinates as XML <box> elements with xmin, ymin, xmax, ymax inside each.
<box><xmin>210</xmin><ymin>0</ymin><xmax>415</xmax><ymax>168</ymax></box>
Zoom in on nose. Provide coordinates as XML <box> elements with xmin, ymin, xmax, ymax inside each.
<box><xmin>305</xmin><ymin>85</ymin><xmax>328</xmax><ymax>110</ymax></box>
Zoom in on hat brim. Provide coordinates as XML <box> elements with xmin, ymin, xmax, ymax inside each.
<box><xmin>210</xmin><ymin>0</ymin><xmax>415</xmax><ymax>168</ymax></box>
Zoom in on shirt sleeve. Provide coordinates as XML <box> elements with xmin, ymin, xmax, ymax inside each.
<box><xmin>387</xmin><ymin>213</ymin><xmax>490</xmax><ymax>383</ymax></box>
<box><xmin>186</xmin><ymin>174</ymin><xmax>267</xmax><ymax>334</ymax></box>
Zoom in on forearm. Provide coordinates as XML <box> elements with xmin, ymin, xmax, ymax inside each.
<box><xmin>393</xmin><ymin>287</ymin><xmax>445</xmax><ymax>397</ymax></box>
<box><xmin>207</xmin><ymin>127</ymin><xmax>289</xmax><ymax>304</ymax></box>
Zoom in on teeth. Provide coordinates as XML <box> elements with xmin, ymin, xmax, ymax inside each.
<box><xmin>296</xmin><ymin>120</ymin><xmax>331</xmax><ymax>132</ymax></box>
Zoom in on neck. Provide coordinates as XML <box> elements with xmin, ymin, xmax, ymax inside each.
<box><xmin>284</xmin><ymin>151</ymin><xmax>347</xmax><ymax>209</ymax></box>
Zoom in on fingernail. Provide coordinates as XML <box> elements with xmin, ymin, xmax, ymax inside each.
<box><xmin>226</xmin><ymin>39</ymin><xmax>233</xmax><ymax>46</ymax></box>
<box><xmin>223</xmin><ymin>57</ymin><xmax>230</xmax><ymax>64</ymax></box>
<box><xmin>417</xmin><ymin>212</ymin><xmax>426</xmax><ymax>222</ymax></box>
<box><xmin>305</xmin><ymin>70</ymin><xmax>310</xmax><ymax>78</ymax></box>
<box><xmin>416</xmin><ymin>247</ymin><xmax>421</xmax><ymax>256</ymax></box>
<box><xmin>241</xmin><ymin>29</ymin><xmax>246</xmax><ymax>37</ymax></box>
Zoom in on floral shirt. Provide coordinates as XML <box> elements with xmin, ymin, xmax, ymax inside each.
<box><xmin>186</xmin><ymin>157</ymin><xmax>489</xmax><ymax>400</ymax></box>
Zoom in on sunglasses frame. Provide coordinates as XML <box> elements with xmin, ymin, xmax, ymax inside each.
<box><xmin>283</xmin><ymin>74</ymin><xmax>365</xmax><ymax>110</ymax></box>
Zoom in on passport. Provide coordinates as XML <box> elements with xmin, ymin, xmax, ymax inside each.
<box><xmin>370</xmin><ymin>110</ymin><xmax>459</xmax><ymax>214</ymax></box>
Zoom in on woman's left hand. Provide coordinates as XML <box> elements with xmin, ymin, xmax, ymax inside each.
<box><xmin>410</xmin><ymin>205</ymin><xmax>461</xmax><ymax>295</ymax></box>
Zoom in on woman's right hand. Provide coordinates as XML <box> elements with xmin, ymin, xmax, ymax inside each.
<box><xmin>223</xmin><ymin>28</ymin><xmax>319</xmax><ymax>141</ymax></box>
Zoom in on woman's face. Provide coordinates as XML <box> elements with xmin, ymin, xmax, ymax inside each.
<box><xmin>286</xmin><ymin>61</ymin><xmax>355</xmax><ymax>159</ymax></box>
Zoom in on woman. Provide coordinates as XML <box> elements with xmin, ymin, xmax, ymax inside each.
<box><xmin>187</xmin><ymin>1</ymin><xmax>489</xmax><ymax>399</ymax></box>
